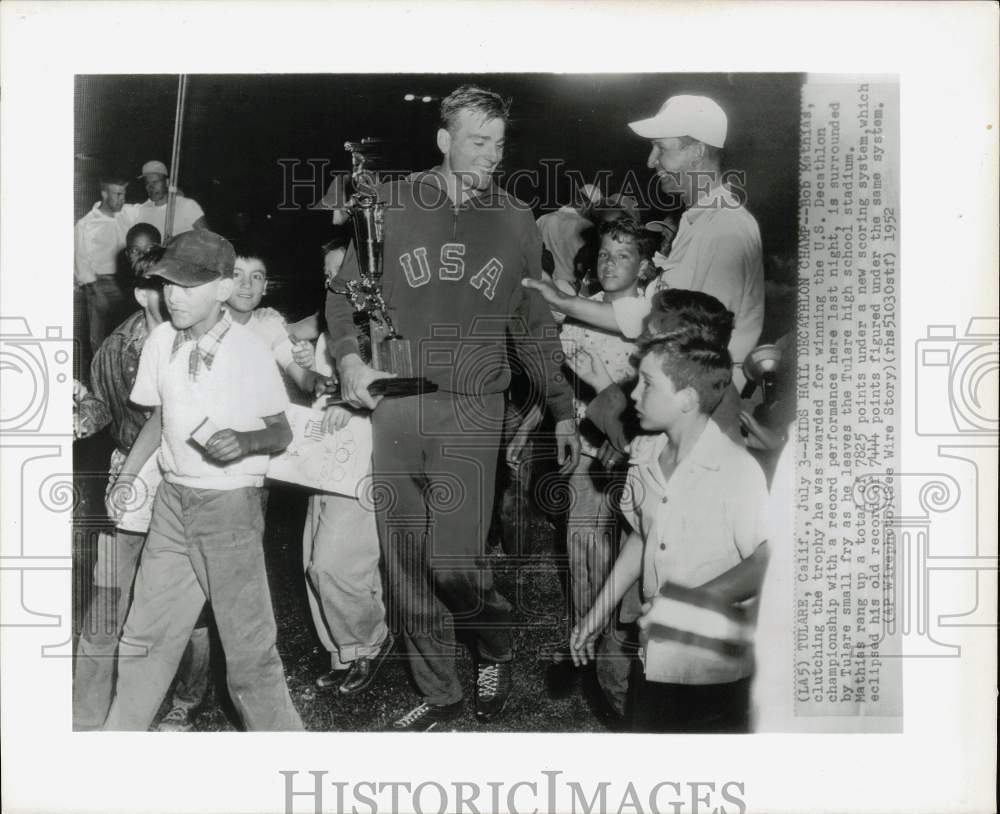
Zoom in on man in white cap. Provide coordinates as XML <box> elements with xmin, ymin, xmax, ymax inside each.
<box><xmin>129</xmin><ymin>160</ymin><xmax>208</xmax><ymax>239</ymax></box>
<box><xmin>523</xmin><ymin>94</ymin><xmax>765</xmax><ymax>389</ymax></box>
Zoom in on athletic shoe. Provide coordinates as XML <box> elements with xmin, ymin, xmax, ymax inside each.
<box><xmin>474</xmin><ymin>660</ymin><xmax>512</xmax><ymax>722</ymax></box>
<box><xmin>156</xmin><ymin>705</ymin><xmax>195</xmax><ymax>733</ymax></box>
<box><xmin>389</xmin><ymin>700</ymin><xmax>464</xmax><ymax>732</ymax></box>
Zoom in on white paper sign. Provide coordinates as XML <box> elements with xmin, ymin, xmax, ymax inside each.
<box><xmin>266</xmin><ymin>404</ymin><xmax>371</xmax><ymax>496</ymax></box>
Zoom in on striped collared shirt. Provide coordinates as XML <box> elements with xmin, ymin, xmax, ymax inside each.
<box><xmin>171</xmin><ymin>309</ymin><xmax>233</xmax><ymax>381</ymax></box>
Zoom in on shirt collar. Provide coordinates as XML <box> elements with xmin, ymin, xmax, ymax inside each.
<box><xmin>684</xmin><ymin>182</ymin><xmax>738</xmax><ymax>225</ymax></box>
<box><xmin>90</xmin><ymin>201</ymin><xmax>117</xmax><ymax>219</ymax></box>
<box><xmin>421</xmin><ymin>166</ymin><xmax>501</xmax><ymax>205</ymax></box>
<box><xmin>171</xmin><ymin>309</ymin><xmax>233</xmax><ymax>379</ymax></box>
<box><xmin>629</xmin><ymin>420</ymin><xmax>726</xmax><ymax>473</ymax></box>
<box><xmin>123</xmin><ymin>310</ymin><xmax>150</xmax><ymax>345</ymax></box>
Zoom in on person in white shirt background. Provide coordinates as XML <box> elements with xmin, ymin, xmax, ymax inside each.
<box><xmin>74</xmin><ymin>173</ymin><xmax>135</xmax><ymax>357</ymax></box>
<box><xmin>128</xmin><ymin>159</ymin><xmax>209</xmax><ymax>239</ymax></box>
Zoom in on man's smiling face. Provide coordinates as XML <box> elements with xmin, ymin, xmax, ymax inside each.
<box><xmin>440</xmin><ymin>109</ymin><xmax>505</xmax><ymax>192</ymax></box>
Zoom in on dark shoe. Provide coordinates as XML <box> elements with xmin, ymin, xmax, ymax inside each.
<box><xmin>389</xmin><ymin>700</ymin><xmax>464</xmax><ymax>732</ymax></box>
<box><xmin>337</xmin><ymin>633</ymin><xmax>395</xmax><ymax>697</ymax></box>
<box><xmin>474</xmin><ymin>660</ymin><xmax>512</xmax><ymax>722</ymax></box>
<box><xmin>314</xmin><ymin>668</ymin><xmax>349</xmax><ymax>690</ymax></box>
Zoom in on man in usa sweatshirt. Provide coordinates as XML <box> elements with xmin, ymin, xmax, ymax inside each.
<box><xmin>325</xmin><ymin>84</ymin><xmax>579</xmax><ymax>732</ymax></box>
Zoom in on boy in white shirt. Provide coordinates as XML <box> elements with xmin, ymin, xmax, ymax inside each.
<box><xmin>553</xmin><ymin>221</ymin><xmax>653</xmax><ymax>696</ymax></box>
<box><xmin>569</xmin><ymin>335</ymin><xmax>769</xmax><ymax>732</ymax></box>
<box><xmin>300</xmin><ymin>243</ymin><xmax>392</xmax><ymax>696</ymax></box>
<box><xmin>224</xmin><ymin>250</ymin><xmax>319</xmax><ymax>396</ymax></box>
<box><xmin>103</xmin><ymin>230</ymin><xmax>302</xmax><ymax>731</ymax></box>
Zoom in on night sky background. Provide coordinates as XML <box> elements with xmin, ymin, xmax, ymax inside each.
<box><xmin>75</xmin><ymin>73</ymin><xmax>801</xmax><ymax>323</ymax></box>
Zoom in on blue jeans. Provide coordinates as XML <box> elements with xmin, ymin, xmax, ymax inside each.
<box><xmin>104</xmin><ymin>482</ymin><xmax>302</xmax><ymax>731</ymax></box>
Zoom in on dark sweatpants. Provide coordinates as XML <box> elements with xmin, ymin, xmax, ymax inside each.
<box><xmin>372</xmin><ymin>392</ymin><xmax>513</xmax><ymax>707</ymax></box>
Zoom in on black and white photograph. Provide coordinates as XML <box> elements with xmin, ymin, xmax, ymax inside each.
<box><xmin>1</xmin><ymin>3</ymin><xmax>996</xmax><ymax>814</ymax></box>
<box><xmin>71</xmin><ymin>71</ymin><xmax>810</xmax><ymax>736</ymax></box>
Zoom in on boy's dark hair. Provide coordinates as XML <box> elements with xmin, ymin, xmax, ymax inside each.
<box><xmin>440</xmin><ymin>84</ymin><xmax>512</xmax><ymax>132</ymax></box>
<box><xmin>232</xmin><ymin>238</ymin><xmax>270</xmax><ymax>273</ymax></box>
<box><xmin>642</xmin><ymin>289</ymin><xmax>735</xmax><ymax>348</ymax></box>
<box><xmin>636</xmin><ymin>335</ymin><xmax>733</xmax><ymax>414</ymax></box>
<box><xmin>133</xmin><ymin>245</ymin><xmax>165</xmax><ymax>288</ymax></box>
<box><xmin>126</xmin><ymin>222</ymin><xmax>162</xmax><ymax>247</ymax></box>
<box><xmin>598</xmin><ymin>219</ymin><xmax>659</xmax><ymax>263</ymax></box>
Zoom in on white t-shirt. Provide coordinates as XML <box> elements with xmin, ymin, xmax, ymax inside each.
<box><xmin>536</xmin><ymin>206</ymin><xmax>591</xmax><ymax>287</ymax></box>
<box><xmin>559</xmin><ymin>292</ymin><xmax>637</xmax><ymax>456</ymax></box>
<box><xmin>246</xmin><ymin>307</ymin><xmax>295</xmax><ymax>370</ymax></box>
<box><xmin>74</xmin><ymin>203</ymin><xmax>133</xmax><ymax>284</ymax></box>
<box><xmin>131</xmin><ymin>319</ymin><xmax>289</xmax><ymax>490</ymax></box>
<box><xmin>126</xmin><ymin>195</ymin><xmax>205</xmax><ymax>238</ymax></box>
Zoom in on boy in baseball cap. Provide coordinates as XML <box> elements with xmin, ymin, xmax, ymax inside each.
<box><xmin>103</xmin><ymin>229</ymin><xmax>303</xmax><ymax>731</ymax></box>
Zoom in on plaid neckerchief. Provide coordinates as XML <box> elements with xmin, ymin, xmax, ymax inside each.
<box><xmin>171</xmin><ymin>309</ymin><xmax>233</xmax><ymax>381</ymax></box>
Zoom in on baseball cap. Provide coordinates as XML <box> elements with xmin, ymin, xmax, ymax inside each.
<box><xmin>644</xmin><ymin>219</ymin><xmax>677</xmax><ymax>235</ymax></box>
<box><xmin>137</xmin><ymin>160</ymin><xmax>169</xmax><ymax>179</ymax></box>
<box><xmin>146</xmin><ymin>230</ymin><xmax>236</xmax><ymax>286</ymax></box>
<box><xmin>627</xmin><ymin>95</ymin><xmax>728</xmax><ymax>148</ymax></box>
<box><xmin>595</xmin><ymin>193</ymin><xmax>640</xmax><ymax>223</ymax></box>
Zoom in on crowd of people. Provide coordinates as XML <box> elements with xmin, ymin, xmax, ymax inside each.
<box><xmin>72</xmin><ymin>84</ymin><xmax>794</xmax><ymax>734</ymax></box>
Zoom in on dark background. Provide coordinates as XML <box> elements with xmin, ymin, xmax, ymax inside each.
<box><xmin>75</xmin><ymin>73</ymin><xmax>801</xmax><ymax>324</ymax></box>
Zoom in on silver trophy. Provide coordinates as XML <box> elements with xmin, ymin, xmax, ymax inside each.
<box><xmin>326</xmin><ymin>139</ymin><xmax>437</xmax><ymax>403</ymax></box>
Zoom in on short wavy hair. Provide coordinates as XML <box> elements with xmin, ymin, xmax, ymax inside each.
<box><xmin>641</xmin><ymin>289</ymin><xmax>735</xmax><ymax>349</ymax></box>
<box><xmin>440</xmin><ymin>84</ymin><xmax>512</xmax><ymax>132</ymax></box>
<box><xmin>635</xmin><ymin>335</ymin><xmax>733</xmax><ymax>414</ymax></box>
<box><xmin>598</xmin><ymin>219</ymin><xmax>659</xmax><ymax>263</ymax></box>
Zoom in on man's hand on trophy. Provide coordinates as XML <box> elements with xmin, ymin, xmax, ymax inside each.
<box><xmin>338</xmin><ymin>353</ymin><xmax>397</xmax><ymax>410</ymax></box>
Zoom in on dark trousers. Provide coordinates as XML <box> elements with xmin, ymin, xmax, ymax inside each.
<box><xmin>372</xmin><ymin>393</ymin><xmax>513</xmax><ymax>707</ymax></box>
<box><xmin>81</xmin><ymin>276</ymin><xmax>130</xmax><ymax>357</ymax></box>
<box><xmin>629</xmin><ymin>664</ymin><xmax>752</xmax><ymax>733</ymax></box>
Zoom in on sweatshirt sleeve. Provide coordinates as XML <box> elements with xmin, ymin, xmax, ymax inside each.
<box><xmin>509</xmin><ymin>213</ymin><xmax>575</xmax><ymax>423</ymax></box>
<box><xmin>324</xmin><ymin>239</ymin><xmax>362</xmax><ymax>365</ymax></box>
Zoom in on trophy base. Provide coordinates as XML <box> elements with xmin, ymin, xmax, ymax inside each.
<box><xmin>370</xmin><ymin>324</ymin><xmax>413</xmax><ymax>377</ymax></box>
<box><xmin>324</xmin><ymin>377</ymin><xmax>439</xmax><ymax>405</ymax></box>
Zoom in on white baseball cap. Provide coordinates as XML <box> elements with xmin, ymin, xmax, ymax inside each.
<box><xmin>627</xmin><ymin>95</ymin><xmax>728</xmax><ymax>148</ymax></box>
<box><xmin>137</xmin><ymin>160</ymin><xmax>169</xmax><ymax>179</ymax></box>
